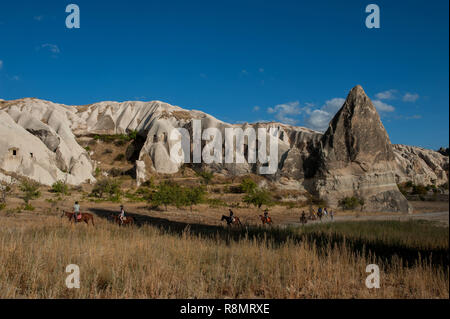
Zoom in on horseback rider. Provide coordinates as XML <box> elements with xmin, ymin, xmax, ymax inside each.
<box><xmin>228</xmin><ymin>209</ymin><xmax>235</xmax><ymax>223</ymax></box>
<box><xmin>263</xmin><ymin>208</ymin><xmax>269</xmax><ymax>222</ymax></box>
<box><xmin>73</xmin><ymin>201</ymin><xmax>80</xmax><ymax>223</ymax></box>
<box><xmin>119</xmin><ymin>205</ymin><xmax>126</xmax><ymax>225</ymax></box>
<box><xmin>300</xmin><ymin>211</ymin><xmax>307</xmax><ymax>224</ymax></box>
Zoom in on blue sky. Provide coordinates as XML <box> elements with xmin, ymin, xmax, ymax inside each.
<box><xmin>0</xmin><ymin>0</ymin><xmax>448</xmax><ymax>149</ymax></box>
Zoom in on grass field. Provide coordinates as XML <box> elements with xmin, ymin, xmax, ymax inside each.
<box><xmin>0</xmin><ymin>212</ymin><xmax>448</xmax><ymax>299</ymax></box>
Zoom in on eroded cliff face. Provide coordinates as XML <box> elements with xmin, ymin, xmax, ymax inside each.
<box><xmin>309</xmin><ymin>85</ymin><xmax>413</xmax><ymax>212</ymax></box>
<box><xmin>0</xmin><ymin>87</ymin><xmax>447</xmax><ymax>213</ymax></box>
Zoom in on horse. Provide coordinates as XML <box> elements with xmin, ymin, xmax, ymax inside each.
<box><xmin>111</xmin><ymin>214</ymin><xmax>135</xmax><ymax>226</ymax></box>
<box><xmin>300</xmin><ymin>214</ymin><xmax>308</xmax><ymax>225</ymax></box>
<box><xmin>61</xmin><ymin>210</ymin><xmax>95</xmax><ymax>226</ymax></box>
<box><xmin>259</xmin><ymin>215</ymin><xmax>273</xmax><ymax>225</ymax></box>
<box><xmin>221</xmin><ymin>215</ymin><xmax>242</xmax><ymax>227</ymax></box>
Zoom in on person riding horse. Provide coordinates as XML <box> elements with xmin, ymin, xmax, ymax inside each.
<box><xmin>228</xmin><ymin>209</ymin><xmax>235</xmax><ymax>223</ymax></box>
<box><xmin>119</xmin><ymin>205</ymin><xmax>126</xmax><ymax>225</ymax></box>
<box><xmin>73</xmin><ymin>201</ymin><xmax>80</xmax><ymax>223</ymax></box>
<box><xmin>300</xmin><ymin>211</ymin><xmax>307</xmax><ymax>225</ymax></box>
<box><xmin>263</xmin><ymin>209</ymin><xmax>270</xmax><ymax>222</ymax></box>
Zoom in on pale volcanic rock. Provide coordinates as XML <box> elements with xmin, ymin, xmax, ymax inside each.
<box><xmin>393</xmin><ymin>144</ymin><xmax>449</xmax><ymax>186</ymax></box>
<box><xmin>0</xmin><ymin>87</ymin><xmax>447</xmax><ymax>213</ymax></box>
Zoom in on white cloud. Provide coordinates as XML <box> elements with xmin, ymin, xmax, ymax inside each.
<box><xmin>0</xmin><ymin>60</ymin><xmax>3</xmax><ymax>69</ymax></box>
<box><xmin>304</xmin><ymin>98</ymin><xmax>345</xmax><ymax>131</ymax></box>
<box><xmin>406</xmin><ymin>114</ymin><xmax>422</xmax><ymax>120</ymax></box>
<box><xmin>372</xmin><ymin>100</ymin><xmax>395</xmax><ymax>112</ymax></box>
<box><xmin>267</xmin><ymin>101</ymin><xmax>301</xmax><ymax>125</ymax></box>
<box><xmin>403</xmin><ymin>92</ymin><xmax>419</xmax><ymax>102</ymax></box>
<box><xmin>375</xmin><ymin>89</ymin><xmax>397</xmax><ymax>100</ymax></box>
<box><xmin>253</xmin><ymin>106</ymin><xmax>260</xmax><ymax>112</ymax></box>
<box><xmin>41</xmin><ymin>43</ymin><xmax>60</xmax><ymax>54</ymax></box>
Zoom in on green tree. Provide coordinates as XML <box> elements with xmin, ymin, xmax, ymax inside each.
<box><xmin>152</xmin><ymin>181</ymin><xmax>181</xmax><ymax>210</ymax></box>
<box><xmin>19</xmin><ymin>180</ymin><xmax>41</xmax><ymax>207</ymax></box>
<box><xmin>243</xmin><ymin>188</ymin><xmax>272</xmax><ymax>209</ymax></box>
<box><xmin>196</xmin><ymin>170</ymin><xmax>214</xmax><ymax>185</ymax></box>
<box><xmin>91</xmin><ymin>178</ymin><xmax>122</xmax><ymax>201</ymax></box>
<box><xmin>51</xmin><ymin>180</ymin><xmax>69</xmax><ymax>195</ymax></box>
<box><xmin>184</xmin><ymin>186</ymin><xmax>205</xmax><ymax>212</ymax></box>
<box><xmin>338</xmin><ymin>196</ymin><xmax>365</xmax><ymax>210</ymax></box>
<box><xmin>240</xmin><ymin>178</ymin><xmax>257</xmax><ymax>194</ymax></box>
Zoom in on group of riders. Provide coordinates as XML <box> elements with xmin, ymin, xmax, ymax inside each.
<box><xmin>300</xmin><ymin>206</ymin><xmax>335</xmax><ymax>224</ymax></box>
<box><xmin>70</xmin><ymin>201</ymin><xmax>334</xmax><ymax>227</ymax></box>
<box><xmin>225</xmin><ymin>208</ymin><xmax>271</xmax><ymax>226</ymax></box>
<box><xmin>72</xmin><ymin>201</ymin><xmax>127</xmax><ymax>225</ymax></box>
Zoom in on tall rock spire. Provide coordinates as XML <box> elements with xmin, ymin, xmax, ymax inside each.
<box><xmin>314</xmin><ymin>85</ymin><xmax>412</xmax><ymax>213</ymax></box>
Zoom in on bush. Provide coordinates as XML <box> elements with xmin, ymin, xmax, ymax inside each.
<box><xmin>196</xmin><ymin>170</ymin><xmax>214</xmax><ymax>185</ymax></box>
<box><xmin>51</xmin><ymin>180</ymin><xmax>69</xmax><ymax>195</ymax></box>
<box><xmin>412</xmin><ymin>184</ymin><xmax>428</xmax><ymax>195</ymax></box>
<box><xmin>239</xmin><ymin>178</ymin><xmax>257</xmax><ymax>194</ymax></box>
<box><xmin>184</xmin><ymin>186</ymin><xmax>206</xmax><ymax>211</ymax></box>
<box><xmin>0</xmin><ymin>203</ymin><xmax>5</xmax><ymax>211</ymax></box>
<box><xmin>152</xmin><ymin>181</ymin><xmax>183</xmax><ymax>210</ymax></box>
<box><xmin>0</xmin><ymin>179</ymin><xmax>14</xmax><ymax>206</ymax></box>
<box><xmin>91</xmin><ymin>178</ymin><xmax>122</xmax><ymax>201</ymax></box>
<box><xmin>128</xmin><ymin>130</ymin><xmax>138</xmax><ymax>140</ymax></box>
<box><xmin>23</xmin><ymin>203</ymin><xmax>35</xmax><ymax>211</ymax></box>
<box><xmin>338</xmin><ymin>196</ymin><xmax>365</xmax><ymax>210</ymax></box>
<box><xmin>243</xmin><ymin>188</ymin><xmax>273</xmax><ymax>209</ymax></box>
<box><xmin>19</xmin><ymin>180</ymin><xmax>41</xmax><ymax>204</ymax></box>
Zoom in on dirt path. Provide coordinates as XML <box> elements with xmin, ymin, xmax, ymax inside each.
<box><xmin>286</xmin><ymin>211</ymin><xmax>449</xmax><ymax>227</ymax></box>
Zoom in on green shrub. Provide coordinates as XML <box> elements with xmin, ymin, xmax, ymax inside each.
<box><xmin>338</xmin><ymin>196</ymin><xmax>365</xmax><ymax>210</ymax></box>
<box><xmin>152</xmin><ymin>181</ymin><xmax>182</xmax><ymax>210</ymax></box>
<box><xmin>243</xmin><ymin>188</ymin><xmax>273</xmax><ymax>209</ymax></box>
<box><xmin>19</xmin><ymin>180</ymin><xmax>41</xmax><ymax>204</ymax></box>
<box><xmin>0</xmin><ymin>203</ymin><xmax>5</xmax><ymax>211</ymax></box>
<box><xmin>196</xmin><ymin>170</ymin><xmax>214</xmax><ymax>185</ymax></box>
<box><xmin>184</xmin><ymin>186</ymin><xmax>206</xmax><ymax>211</ymax></box>
<box><xmin>51</xmin><ymin>180</ymin><xmax>69</xmax><ymax>195</ymax></box>
<box><xmin>239</xmin><ymin>178</ymin><xmax>257</xmax><ymax>194</ymax></box>
<box><xmin>412</xmin><ymin>184</ymin><xmax>428</xmax><ymax>195</ymax></box>
<box><xmin>23</xmin><ymin>203</ymin><xmax>35</xmax><ymax>211</ymax></box>
<box><xmin>90</xmin><ymin>178</ymin><xmax>122</xmax><ymax>201</ymax></box>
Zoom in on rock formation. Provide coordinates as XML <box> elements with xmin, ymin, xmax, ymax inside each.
<box><xmin>0</xmin><ymin>86</ymin><xmax>447</xmax><ymax>213</ymax></box>
<box><xmin>312</xmin><ymin>85</ymin><xmax>412</xmax><ymax>212</ymax></box>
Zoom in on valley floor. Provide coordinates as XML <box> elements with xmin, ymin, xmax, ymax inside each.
<box><xmin>0</xmin><ymin>197</ymin><xmax>448</xmax><ymax>299</ymax></box>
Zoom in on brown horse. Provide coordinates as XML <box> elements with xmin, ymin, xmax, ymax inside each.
<box><xmin>221</xmin><ymin>215</ymin><xmax>242</xmax><ymax>227</ymax></box>
<box><xmin>111</xmin><ymin>214</ymin><xmax>135</xmax><ymax>226</ymax></box>
<box><xmin>259</xmin><ymin>215</ymin><xmax>273</xmax><ymax>225</ymax></box>
<box><xmin>61</xmin><ymin>210</ymin><xmax>95</xmax><ymax>226</ymax></box>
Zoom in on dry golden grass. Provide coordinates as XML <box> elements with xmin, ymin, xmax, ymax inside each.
<box><xmin>0</xmin><ymin>213</ymin><xmax>448</xmax><ymax>299</ymax></box>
